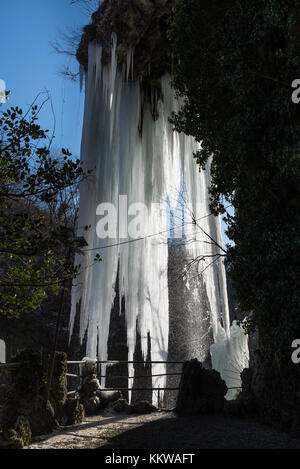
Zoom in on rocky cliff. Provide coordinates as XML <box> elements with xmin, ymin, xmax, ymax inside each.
<box><xmin>77</xmin><ymin>0</ymin><xmax>173</xmax><ymax>82</ymax></box>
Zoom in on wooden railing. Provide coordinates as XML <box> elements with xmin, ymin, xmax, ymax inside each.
<box><xmin>0</xmin><ymin>362</ymin><xmax>20</xmax><ymax>369</ymax></box>
<box><xmin>66</xmin><ymin>360</ymin><xmax>242</xmax><ymax>396</ymax></box>
<box><xmin>66</xmin><ymin>360</ymin><xmax>184</xmax><ymax>397</ymax></box>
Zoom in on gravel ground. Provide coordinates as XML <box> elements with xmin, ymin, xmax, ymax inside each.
<box><xmin>26</xmin><ymin>411</ymin><xmax>172</xmax><ymax>450</ymax></box>
<box><xmin>26</xmin><ymin>410</ymin><xmax>300</xmax><ymax>450</ymax></box>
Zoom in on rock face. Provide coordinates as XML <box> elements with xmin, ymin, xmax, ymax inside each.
<box><xmin>77</xmin><ymin>0</ymin><xmax>173</xmax><ymax>82</ymax></box>
<box><xmin>240</xmin><ymin>360</ymin><xmax>300</xmax><ymax>430</ymax></box>
<box><xmin>176</xmin><ymin>359</ymin><xmax>227</xmax><ymax>415</ymax></box>
<box><xmin>165</xmin><ymin>242</ymin><xmax>214</xmax><ymax>409</ymax></box>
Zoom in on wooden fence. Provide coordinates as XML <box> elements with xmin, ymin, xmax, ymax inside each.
<box><xmin>66</xmin><ymin>360</ymin><xmax>242</xmax><ymax>395</ymax></box>
<box><xmin>66</xmin><ymin>360</ymin><xmax>185</xmax><ymax>396</ymax></box>
<box><xmin>0</xmin><ymin>360</ymin><xmax>242</xmax><ymax>394</ymax></box>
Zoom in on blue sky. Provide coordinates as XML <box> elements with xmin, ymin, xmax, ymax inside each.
<box><xmin>0</xmin><ymin>0</ymin><xmax>89</xmax><ymax>157</ymax></box>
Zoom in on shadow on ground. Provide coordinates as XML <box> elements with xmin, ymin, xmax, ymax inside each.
<box><xmin>98</xmin><ymin>415</ymin><xmax>300</xmax><ymax>450</ymax></box>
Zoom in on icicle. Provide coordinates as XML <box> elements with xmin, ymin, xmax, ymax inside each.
<box><xmin>131</xmin><ymin>47</ymin><xmax>134</xmax><ymax>81</ymax></box>
<box><xmin>79</xmin><ymin>64</ymin><xmax>84</xmax><ymax>92</ymax></box>
<box><xmin>126</xmin><ymin>46</ymin><xmax>135</xmax><ymax>82</ymax></box>
<box><xmin>110</xmin><ymin>32</ymin><xmax>118</xmax><ymax>109</ymax></box>
<box><xmin>95</xmin><ymin>45</ymin><xmax>102</xmax><ymax>89</ymax></box>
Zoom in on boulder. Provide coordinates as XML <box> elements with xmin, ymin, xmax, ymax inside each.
<box><xmin>223</xmin><ymin>399</ymin><xmax>245</xmax><ymax>418</ymax></box>
<box><xmin>14</xmin><ymin>415</ymin><xmax>31</xmax><ymax>446</ymax></box>
<box><xmin>99</xmin><ymin>390</ymin><xmax>122</xmax><ymax>408</ymax></box>
<box><xmin>83</xmin><ymin>395</ymin><xmax>101</xmax><ymax>415</ymax></box>
<box><xmin>133</xmin><ymin>401</ymin><xmax>157</xmax><ymax>415</ymax></box>
<box><xmin>176</xmin><ymin>359</ymin><xmax>227</xmax><ymax>415</ymax></box>
<box><xmin>82</xmin><ymin>375</ymin><xmax>101</xmax><ymax>396</ymax></box>
<box><xmin>112</xmin><ymin>398</ymin><xmax>133</xmax><ymax>414</ymax></box>
<box><xmin>0</xmin><ymin>429</ymin><xmax>23</xmax><ymax>449</ymax></box>
<box><xmin>60</xmin><ymin>398</ymin><xmax>85</xmax><ymax>426</ymax></box>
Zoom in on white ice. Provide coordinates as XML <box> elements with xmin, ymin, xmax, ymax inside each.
<box><xmin>70</xmin><ymin>36</ymin><xmax>249</xmax><ymax>403</ymax></box>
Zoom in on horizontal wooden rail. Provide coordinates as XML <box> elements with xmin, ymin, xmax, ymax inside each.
<box><xmin>98</xmin><ymin>361</ymin><xmax>185</xmax><ymax>365</ymax></box>
<box><xmin>99</xmin><ymin>388</ymin><xmax>179</xmax><ymax>391</ymax></box>
<box><xmin>0</xmin><ymin>362</ymin><xmax>20</xmax><ymax>369</ymax></box>
<box><xmin>67</xmin><ymin>360</ymin><xmax>185</xmax><ymax>365</ymax></box>
<box><xmin>69</xmin><ymin>387</ymin><xmax>240</xmax><ymax>393</ymax></box>
<box><xmin>67</xmin><ymin>387</ymin><xmax>179</xmax><ymax>395</ymax></box>
<box><xmin>67</xmin><ymin>361</ymin><xmax>86</xmax><ymax>365</ymax></box>
<box><xmin>66</xmin><ymin>372</ymin><xmax>182</xmax><ymax>380</ymax></box>
<box><xmin>108</xmin><ymin>373</ymin><xmax>182</xmax><ymax>379</ymax></box>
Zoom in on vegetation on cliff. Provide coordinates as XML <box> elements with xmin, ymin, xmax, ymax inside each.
<box><xmin>169</xmin><ymin>0</ymin><xmax>300</xmax><ymax>423</ymax></box>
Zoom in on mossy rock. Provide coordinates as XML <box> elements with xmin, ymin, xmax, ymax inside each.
<box><xmin>0</xmin><ymin>429</ymin><xmax>23</xmax><ymax>449</ymax></box>
<box><xmin>15</xmin><ymin>415</ymin><xmax>31</xmax><ymax>446</ymax></box>
<box><xmin>28</xmin><ymin>399</ymin><xmax>58</xmax><ymax>438</ymax></box>
<box><xmin>50</xmin><ymin>351</ymin><xmax>68</xmax><ymax>420</ymax></box>
<box><xmin>3</xmin><ymin>350</ymin><xmax>58</xmax><ymax>438</ymax></box>
<box><xmin>60</xmin><ymin>398</ymin><xmax>85</xmax><ymax>426</ymax></box>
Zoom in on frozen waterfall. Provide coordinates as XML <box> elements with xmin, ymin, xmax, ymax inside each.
<box><xmin>70</xmin><ymin>37</ymin><xmax>249</xmax><ymax>403</ymax></box>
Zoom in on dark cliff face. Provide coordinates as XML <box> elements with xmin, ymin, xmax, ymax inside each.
<box><xmin>76</xmin><ymin>0</ymin><xmax>173</xmax><ymax>83</ymax></box>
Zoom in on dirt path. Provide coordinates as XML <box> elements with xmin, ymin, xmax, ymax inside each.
<box><xmin>26</xmin><ymin>410</ymin><xmax>300</xmax><ymax>450</ymax></box>
<box><xmin>26</xmin><ymin>411</ymin><xmax>172</xmax><ymax>450</ymax></box>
